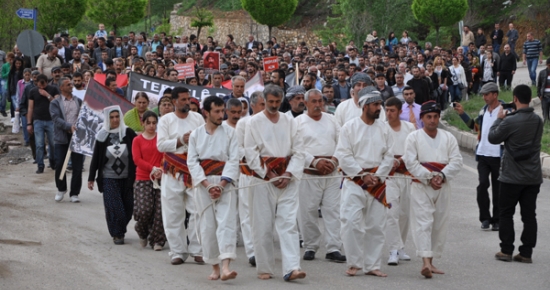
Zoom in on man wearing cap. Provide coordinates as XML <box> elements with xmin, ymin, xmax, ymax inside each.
<box><xmin>536</xmin><ymin>58</ymin><xmax>550</xmax><ymax>123</ymax></box>
<box><xmin>285</xmin><ymin>85</ymin><xmax>307</xmax><ymax>118</ymax></box>
<box><xmin>374</xmin><ymin>73</ymin><xmax>395</xmax><ymax>102</ymax></box>
<box><xmin>334</xmin><ymin>72</ymin><xmax>386</xmax><ymax>126</ymax></box>
<box><xmin>335</xmin><ymin>89</ymin><xmax>394</xmax><ymax>277</ymax></box>
<box><xmin>404</xmin><ymin>101</ymin><xmax>463</xmax><ymax>278</ymax></box>
<box><xmin>49</xmin><ymin>67</ymin><xmax>63</xmax><ymax>88</ymax></box>
<box><xmin>454</xmin><ymin>82</ymin><xmax>506</xmax><ymax>231</ymax></box>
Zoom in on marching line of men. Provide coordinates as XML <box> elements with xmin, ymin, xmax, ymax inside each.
<box><xmin>156</xmin><ymin>71</ymin><xmax>463</xmax><ymax>281</ymax></box>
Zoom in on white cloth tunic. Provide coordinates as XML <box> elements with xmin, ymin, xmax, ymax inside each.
<box><xmin>334</xmin><ymin>99</ymin><xmax>386</xmax><ymax>126</ymax></box>
<box><xmin>404</xmin><ymin>128</ymin><xmax>463</xmax><ymax>258</ymax></box>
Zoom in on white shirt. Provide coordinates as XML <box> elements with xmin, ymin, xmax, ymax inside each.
<box><xmin>386</xmin><ymin>120</ymin><xmax>416</xmax><ymax>156</ymax></box>
<box><xmin>334</xmin><ymin>98</ymin><xmax>386</xmax><ymax>127</ymax></box>
<box><xmin>157</xmin><ymin>111</ymin><xmax>205</xmax><ymax>154</ymax></box>
<box><xmin>187</xmin><ymin>123</ymin><xmax>240</xmax><ymax>186</ymax></box>
<box><xmin>477</xmin><ymin>106</ymin><xmax>501</xmax><ymax>157</ymax></box>
<box><xmin>244</xmin><ymin>112</ymin><xmax>305</xmax><ymax>179</ymax></box>
<box><xmin>296</xmin><ymin>113</ymin><xmax>340</xmax><ymax>166</ymax></box>
<box><xmin>235</xmin><ymin>115</ymin><xmax>250</xmax><ymax>159</ymax></box>
<box><xmin>404</xmin><ymin>129</ymin><xmax>463</xmax><ymax>185</ymax></box>
<box><xmin>335</xmin><ymin>117</ymin><xmax>394</xmax><ymax>177</ymax></box>
<box><xmin>72</xmin><ymin>88</ymin><xmax>86</xmax><ymax>100</ymax></box>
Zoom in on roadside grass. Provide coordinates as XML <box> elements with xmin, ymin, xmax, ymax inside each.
<box><xmin>444</xmin><ymin>90</ymin><xmax>550</xmax><ymax>154</ymax></box>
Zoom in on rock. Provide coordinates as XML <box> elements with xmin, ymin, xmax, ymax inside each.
<box><xmin>6</xmin><ymin>140</ymin><xmax>22</xmax><ymax>146</ymax></box>
<box><xmin>0</xmin><ymin>141</ymin><xmax>8</xmax><ymax>154</ymax></box>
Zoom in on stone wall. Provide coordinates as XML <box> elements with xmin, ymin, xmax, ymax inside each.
<box><xmin>170</xmin><ymin>7</ymin><xmax>319</xmax><ymax>47</ymax></box>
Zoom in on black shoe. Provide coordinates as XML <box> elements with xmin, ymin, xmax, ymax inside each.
<box><xmin>248</xmin><ymin>256</ymin><xmax>256</xmax><ymax>267</ymax></box>
<box><xmin>492</xmin><ymin>222</ymin><xmax>499</xmax><ymax>231</ymax></box>
<box><xmin>113</xmin><ymin>237</ymin><xmax>125</xmax><ymax>245</ymax></box>
<box><xmin>299</xmin><ymin>239</ymin><xmax>303</xmax><ymax>248</ymax></box>
<box><xmin>0</xmin><ymin>111</ymin><xmax>7</xmax><ymax>117</ymax></box>
<box><xmin>36</xmin><ymin>167</ymin><xmax>44</xmax><ymax>174</ymax></box>
<box><xmin>318</xmin><ymin>209</ymin><xmax>323</xmax><ymax>218</ymax></box>
<box><xmin>325</xmin><ymin>251</ymin><xmax>346</xmax><ymax>263</ymax></box>
<box><xmin>481</xmin><ymin>220</ymin><xmax>491</xmax><ymax>231</ymax></box>
<box><xmin>303</xmin><ymin>250</ymin><xmax>315</xmax><ymax>261</ymax></box>
<box><xmin>33</xmin><ymin>160</ymin><xmax>37</xmax><ymax>164</ymax></box>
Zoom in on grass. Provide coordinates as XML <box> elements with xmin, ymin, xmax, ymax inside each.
<box><xmin>444</xmin><ymin>89</ymin><xmax>550</xmax><ymax>154</ymax></box>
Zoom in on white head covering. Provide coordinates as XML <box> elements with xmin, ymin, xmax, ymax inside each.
<box><xmin>238</xmin><ymin>97</ymin><xmax>250</xmax><ymax>117</ymax></box>
<box><xmin>95</xmin><ymin>105</ymin><xmax>128</xmax><ymax>142</ymax></box>
<box><xmin>358</xmin><ymin>89</ymin><xmax>383</xmax><ymax>107</ymax></box>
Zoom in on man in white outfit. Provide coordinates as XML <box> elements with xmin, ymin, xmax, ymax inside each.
<box><xmin>296</xmin><ymin>89</ymin><xmax>346</xmax><ymax>263</ymax></box>
<box><xmin>403</xmin><ymin>101</ymin><xmax>463</xmax><ymax>278</ymax></box>
<box><xmin>157</xmin><ymin>86</ymin><xmax>204</xmax><ymax>265</ymax></box>
<box><xmin>334</xmin><ymin>72</ymin><xmax>386</xmax><ymax>126</ymax></box>
<box><xmin>188</xmin><ymin>96</ymin><xmax>240</xmax><ymax>281</ymax></box>
<box><xmin>235</xmin><ymin>91</ymin><xmax>265</xmax><ymax>266</ymax></box>
<box><xmin>244</xmin><ymin>85</ymin><xmax>306</xmax><ymax>281</ymax></box>
<box><xmin>335</xmin><ymin>89</ymin><xmax>394</xmax><ymax>277</ymax></box>
<box><xmin>384</xmin><ymin>97</ymin><xmax>415</xmax><ymax>265</ymax></box>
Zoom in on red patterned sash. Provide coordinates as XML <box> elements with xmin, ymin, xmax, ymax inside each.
<box><xmin>304</xmin><ymin>156</ymin><xmax>334</xmax><ymax>175</ymax></box>
<box><xmin>163</xmin><ymin>152</ymin><xmax>192</xmax><ymax>187</ymax></box>
<box><xmin>241</xmin><ymin>156</ymin><xmax>291</xmax><ymax>181</ymax></box>
<box><xmin>200</xmin><ymin>159</ymin><xmax>226</xmax><ymax>176</ymax></box>
<box><xmin>346</xmin><ymin>167</ymin><xmax>391</xmax><ymax>208</ymax></box>
<box><xmin>411</xmin><ymin>162</ymin><xmax>446</xmax><ymax>183</ymax></box>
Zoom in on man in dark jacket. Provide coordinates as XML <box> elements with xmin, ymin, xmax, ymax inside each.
<box><xmin>489</xmin><ymin>85</ymin><xmax>543</xmax><ymax>264</ymax></box>
<box><xmin>50</xmin><ymin>77</ymin><xmax>84</xmax><ymax>203</ymax></box>
<box><xmin>475</xmin><ymin>28</ymin><xmax>487</xmax><ymax>48</ymax></box>
<box><xmin>498</xmin><ymin>44</ymin><xmax>517</xmax><ymax>90</ymax></box>
<box><xmin>536</xmin><ymin>58</ymin><xmax>550</xmax><ymax>123</ymax></box>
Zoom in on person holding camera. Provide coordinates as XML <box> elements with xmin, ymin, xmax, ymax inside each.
<box><xmin>453</xmin><ymin>82</ymin><xmax>506</xmax><ymax>231</ymax></box>
<box><xmin>488</xmin><ymin>84</ymin><xmax>543</xmax><ymax>264</ymax></box>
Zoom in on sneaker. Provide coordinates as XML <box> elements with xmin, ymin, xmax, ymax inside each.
<box><xmin>55</xmin><ymin>191</ymin><xmax>66</xmax><ymax>202</ymax></box>
<box><xmin>398</xmin><ymin>249</ymin><xmax>411</xmax><ymax>261</ymax></box>
<box><xmin>248</xmin><ymin>256</ymin><xmax>256</xmax><ymax>266</ymax></box>
<box><xmin>140</xmin><ymin>238</ymin><xmax>147</xmax><ymax>248</ymax></box>
<box><xmin>70</xmin><ymin>195</ymin><xmax>80</xmax><ymax>203</ymax></box>
<box><xmin>388</xmin><ymin>250</ymin><xmax>399</xmax><ymax>265</ymax></box>
<box><xmin>481</xmin><ymin>220</ymin><xmax>491</xmax><ymax>231</ymax></box>
<box><xmin>495</xmin><ymin>251</ymin><xmax>512</xmax><ymax>262</ymax></box>
<box><xmin>325</xmin><ymin>251</ymin><xmax>346</xmax><ymax>263</ymax></box>
<box><xmin>10</xmin><ymin>118</ymin><xmax>14</xmax><ymax>123</ymax></box>
<box><xmin>491</xmin><ymin>223</ymin><xmax>499</xmax><ymax>231</ymax></box>
<box><xmin>153</xmin><ymin>244</ymin><xmax>163</xmax><ymax>251</ymax></box>
<box><xmin>513</xmin><ymin>254</ymin><xmax>532</xmax><ymax>263</ymax></box>
<box><xmin>36</xmin><ymin>167</ymin><xmax>44</xmax><ymax>174</ymax></box>
<box><xmin>303</xmin><ymin>250</ymin><xmax>315</xmax><ymax>261</ymax></box>
<box><xmin>113</xmin><ymin>237</ymin><xmax>125</xmax><ymax>245</ymax></box>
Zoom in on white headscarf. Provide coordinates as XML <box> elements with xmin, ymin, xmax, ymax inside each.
<box><xmin>95</xmin><ymin>105</ymin><xmax>128</xmax><ymax>142</ymax></box>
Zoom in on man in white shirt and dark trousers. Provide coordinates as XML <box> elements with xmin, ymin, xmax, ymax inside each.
<box><xmin>453</xmin><ymin>83</ymin><xmax>504</xmax><ymax>231</ymax></box>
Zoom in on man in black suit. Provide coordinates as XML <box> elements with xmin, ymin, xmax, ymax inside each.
<box><xmin>53</xmin><ymin>37</ymin><xmax>72</xmax><ymax>63</ymax></box>
<box><xmin>245</xmin><ymin>34</ymin><xmax>259</xmax><ymax>50</ymax></box>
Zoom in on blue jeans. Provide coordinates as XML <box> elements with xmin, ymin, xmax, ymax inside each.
<box><xmin>449</xmin><ymin>84</ymin><xmax>462</xmax><ymax>102</ymax></box>
<box><xmin>462</xmin><ymin>45</ymin><xmax>469</xmax><ymax>55</ymax></box>
<box><xmin>0</xmin><ymin>80</ymin><xmax>6</xmax><ymax>112</ymax></box>
<box><xmin>34</xmin><ymin>120</ymin><xmax>55</xmax><ymax>168</ymax></box>
<box><xmin>526</xmin><ymin>58</ymin><xmax>538</xmax><ymax>85</ymax></box>
<box><xmin>20</xmin><ymin>115</ymin><xmax>30</xmax><ymax>144</ymax></box>
<box><xmin>493</xmin><ymin>44</ymin><xmax>501</xmax><ymax>54</ymax></box>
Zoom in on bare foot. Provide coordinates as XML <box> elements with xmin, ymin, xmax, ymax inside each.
<box><xmin>366</xmin><ymin>270</ymin><xmax>388</xmax><ymax>277</ymax></box>
<box><xmin>208</xmin><ymin>271</ymin><xmax>220</xmax><ymax>280</ymax></box>
<box><xmin>221</xmin><ymin>270</ymin><xmax>238</xmax><ymax>281</ymax></box>
<box><xmin>287</xmin><ymin>270</ymin><xmax>306</xmax><ymax>281</ymax></box>
<box><xmin>421</xmin><ymin>266</ymin><xmax>433</xmax><ymax>278</ymax></box>
<box><xmin>431</xmin><ymin>265</ymin><xmax>445</xmax><ymax>274</ymax></box>
<box><xmin>258</xmin><ymin>273</ymin><xmax>271</xmax><ymax>280</ymax></box>
<box><xmin>346</xmin><ymin>267</ymin><xmax>360</xmax><ymax>276</ymax></box>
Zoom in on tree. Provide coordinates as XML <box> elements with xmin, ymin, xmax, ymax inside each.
<box><xmin>34</xmin><ymin>0</ymin><xmax>87</xmax><ymax>39</ymax></box>
<box><xmin>412</xmin><ymin>0</ymin><xmax>469</xmax><ymax>46</ymax></box>
<box><xmin>190</xmin><ymin>7</ymin><xmax>214</xmax><ymax>40</ymax></box>
<box><xmin>86</xmin><ymin>0</ymin><xmax>147</xmax><ymax>35</ymax></box>
<box><xmin>241</xmin><ymin>0</ymin><xmax>298</xmax><ymax>39</ymax></box>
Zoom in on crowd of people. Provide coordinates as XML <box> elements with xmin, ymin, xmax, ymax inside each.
<box><xmin>0</xmin><ymin>20</ymin><xmax>545</xmax><ymax>282</ymax></box>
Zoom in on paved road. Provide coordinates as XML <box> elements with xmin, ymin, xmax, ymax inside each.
<box><xmin>0</xmin><ymin>148</ymin><xmax>549</xmax><ymax>290</ymax></box>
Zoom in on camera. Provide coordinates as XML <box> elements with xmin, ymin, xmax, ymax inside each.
<box><xmin>502</xmin><ymin>102</ymin><xmax>516</xmax><ymax>110</ymax></box>
<box><xmin>450</xmin><ymin>102</ymin><xmax>456</xmax><ymax>108</ymax></box>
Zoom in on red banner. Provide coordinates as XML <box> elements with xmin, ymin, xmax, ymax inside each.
<box><xmin>263</xmin><ymin>56</ymin><xmax>279</xmax><ymax>72</ymax></box>
<box><xmin>174</xmin><ymin>63</ymin><xmax>196</xmax><ymax>80</ymax></box>
<box><xmin>94</xmin><ymin>73</ymin><xmax>128</xmax><ymax>88</ymax></box>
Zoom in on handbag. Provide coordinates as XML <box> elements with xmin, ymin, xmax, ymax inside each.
<box><xmin>457</xmin><ymin>82</ymin><xmax>465</xmax><ymax>90</ymax></box>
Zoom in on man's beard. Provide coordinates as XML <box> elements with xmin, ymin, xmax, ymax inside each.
<box><xmin>179</xmin><ymin>105</ymin><xmax>190</xmax><ymax>113</ymax></box>
<box><xmin>266</xmin><ymin>106</ymin><xmax>278</xmax><ymax>114</ymax></box>
<box><xmin>74</xmin><ymin>83</ymin><xmax>83</xmax><ymax>89</ymax></box>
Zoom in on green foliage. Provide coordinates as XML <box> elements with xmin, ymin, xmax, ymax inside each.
<box><xmin>241</xmin><ymin>0</ymin><xmax>298</xmax><ymax>38</ymax></box>
<box><xmin>155</xmin><ymin>18</ymin><xmax>171</xmax><ymax>35</ymax></box>
<box><xmin>214</xmin><ymin>0</ymin><xmax>242</xmax><ymax>11</ymax></box>
<box><xmin>86</xmin><ymin>0</ymin><xmax>147</xmax><ymax>34</ymax></box>
<box><xmin>412</xmin><ymin>0</ymin><xmax>468</xmax><ymax>45</ymax></box>
<box><xmin>314</xmin><ymin>3</ymin><xmax>349</xmax><ymax>49</ymax></box>
<box><xmin>190</xmin><ymin>7</ymin><xmax>214</xmax><ymax>40</ymax></box>
<box><xmin>0</xmin><ymin>0</ymin><xmax>35</xmax><ymax>51</ymax></box>
<box><xmin>33</xmin><ymin>0</ymin><xmax>86</xmax><ymax>38</ymax></box>
<box><xmin>177</xmin><ymin>0</ymin><xmax>197</xmax><ymax>15</ymax></box>
<box><xmin>149</xmin><ymin>0</ymin><xmax>182</xmax><ymax>18</ymax></box>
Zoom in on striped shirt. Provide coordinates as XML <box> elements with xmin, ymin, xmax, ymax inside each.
<box><xmin>523</xmin><ymin>39</ymin><xmax>542</xmax><ymax>59</ymax></box>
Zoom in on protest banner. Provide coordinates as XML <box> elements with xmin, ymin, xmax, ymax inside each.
<box><xmin>263</xmin><ymin>56</ymin><xmax>279</xmax><ymax>72</ymax></box>
<box><xmin>174</xmin><ymin>63</ymin><xmax>195</xmax><ymax>80</ymax></box>
<box><xmin>244</xmin><ymin>72</ymin><xmax>264</xmax><ymax>97</ymax></box>
<box><xmin>94</xmin><ymin>73</ymin><xmax>129</xmax><ymax>88</ymax></box>
<box><xmin>69</xmin><ymin>79</ymin><xmax>133</xmax><ymax>158</ymax></box>
<box><xmin>173</xmin><ymin>43</ymin><xmax>188</xmax><ymax>56</ymax></box>
<box><xmin>203</xmin><ymin>51</ymin><xmax>220</xmax><ymax>74</ymax></box>
<box><xmin>126</xmin><ymin>72</ymin><xmax>231</xmax><ymax>106</ymax></box>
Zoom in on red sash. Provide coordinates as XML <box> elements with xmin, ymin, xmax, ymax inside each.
<box><xmin>241</xmin><ymin>157</ymin><xmax>291</xmax><ymax>181</ymax></box>
<box><xmin>304</xmin><ymin>156</ymin><xmax>334</xmax><ymax>176</ymax></box>
<box><xmin>200</xmin><ymin>159</ymin><xmax>226</xmax><ymax>176</ymax></box>
<box><xmin>412</xmin><ymin>162</ymin><xmax>447</xmax><ymax>183</ymax></box>
<box><xmin>163</xmin><ymin>153</ymin><xmax>192</xmax><ymax>187</ymax></box>
<box><xmin>346</xmin><ymin>167</ymin><xmax>391</xmax><ymax>208</ymax></box>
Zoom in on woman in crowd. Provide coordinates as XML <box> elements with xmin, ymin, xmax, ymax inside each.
<box><xmin>386</xmin><ymin>67</ymin><xmax>397</xmax><ymax>87</ymax></box>
<box><xmin>470</xmin><ymin>56</ymin><xmax>482</xmax><ymax>94</ymax></box>
<box><xmin>156</xmin><ymin>64</ymin><xmax>166</xmax><ymax>79</ymax></box>
<box><xmin>7</xmin><ymin>57</ymin><xmax>24</xmax><ymax>121</ymax></box>
<box><xmin>449</xmin><ymin>56</ymin><xmax>467</xmax><ymax>103</ymax></box>
<box><xmin>15</xmin><ymin>68</ymin><xmax>32</xmax><ymax>144</ymax></box>
<box><xmin>83</xmin><ymin>70</ymin><xmax>94</xmax><ymax>84</ymax></box>
<box><xmin>480</xmin><ymin>51</ymin><xmax>498</xmax><ymax>87</ymax></box>
<box><xmin>153</xmin><ymin>91</ymin><xmax>174</xmax><ymax>117</ymax></box>
<box><xmin>433</xmin><ymin>56</ymin><xmax>449</xmax><ymax>109</ymax></box>
<box><xmin>187</xmin><ymin>77</ymin><xmax>199</xmax><ymax>86</ymax></box>
<box><xmin>124</xmin><ymin>92</ymin><xmax>150</xmax><ymax>133</ymax></box>
<box><xmin>196</xmin><ymin>68</ymin><xmax>209</xmax><ymax>86</ymax></box>
<box><xmin>88</xmin><ymin>105</ymin><xmax>137</xmax><ymax>245</ymax></box>
<box><xmin>145</xmin><ymin>65</ymin><xmax>156</xmax><ymax>78</ymax></box>
<box><xmin>400</xmin><ymin>31</ymin><xmax>411</xmax><ymax>44</ymax></box>
<box><xmin>132</xmin><ymin>111</ymin><xmax>166</xmax><ymax>251</ymax></box>
<box><xmin>388</xmin><ymin>32</ymin><xmax>398</xmax><ymax>52</ymax></box>
<box><xmin>189</xmin><ymin>97</ymin><xmax>201</xmax><ymax>114</ymax></box>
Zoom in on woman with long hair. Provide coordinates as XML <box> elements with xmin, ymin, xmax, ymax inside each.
<box><xmin>7</xmin><ymin>57</ymin><xmax>24</xmax><ymax>120</ymax></box>
<box><xmin>433</xmin><ymin>56</ymin><xmax>449</xmax><ymax>109</ymax></box>
<box><xmin>88</xmin><ymin>105</ymin><xmax>137</xmax><ymax>245</ymax></box>
<box><xmin>400</xmin><ymin>31</ymin><xmax>411</xmax><ymax>45</ymax></box>
<box><xmin>83</xmin><ymin>70</ymin><xmax>94</xmax><ymax>84</ymax></box>
<box><xmin>386</xmin><ymin>68</ymin><xmax>397</xmax><ymax>87</ymax></box>
<box><xmin>145</xmin><ymin>65</ymin><xmax>156</xmax><ymax>78</ymax></box>
<box><xmin>196</xmin><ymin>68</ymin><xmax>209</xmax><ymax>86</ymax></box>
<box><xmin>448</xmin><ymin>57</ymin><xmax>467</xmax><ymax>103</ymax></box>
<box><xmin>388</xmin><ymin>32</ymin><xmax>398</xmax><ymax>52</ymax></box>
<box><xmin>132</xmin><ymin>111</ymin><xmax>166</xmax><ymax>251</ymax></box>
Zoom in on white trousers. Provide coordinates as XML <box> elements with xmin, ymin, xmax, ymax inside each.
<box><xmin>194</xmin><ymin>176</ymin><xmax>237</xmax><ymax>265</ymax></box>
<box><xmin>161</xmin><ymin>173</ymin><xmax>202</xmax><ymax>259</ymax></box>
<box><xmin>340</xmin><ymin>179</ymin><xmax>387</xmax><ymax>272</ymax></box>
<box><xmin>238</xmin><ymin>173</ymin><xmax>254</xmax><ymax>258</ymax></box>
<box><xmin>410</xmin><ymin>182</ymin><xmax>451</xmax><ymax>259</ymax></box>
<box><xmin>297</xmin><ymin>171</ymin><xmax>342</xmax><ymax>253</ymax></box>
<box><xmin>250</xmin><ymin>177</ymin><xmax>301</xmax><ymax>276</ymax></box>
<box><xmin>385</xmin><ymin>175</ymin><xmax>411</xmax><ymax>251</ymax></box>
